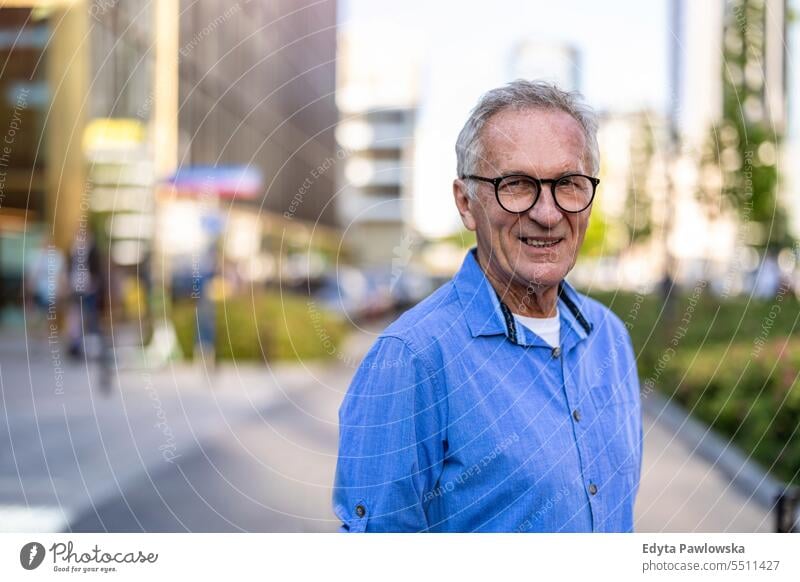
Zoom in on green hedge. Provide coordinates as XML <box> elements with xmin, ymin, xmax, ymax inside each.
<box><xmin>171</xmin><ymin>292</ymin><xmax>351</xmax><ymax>363</ymax></box>
<box><xmin>589</xmin><ymin>288</ymin><xmax>800</xmax><ymax>486</ymax></box>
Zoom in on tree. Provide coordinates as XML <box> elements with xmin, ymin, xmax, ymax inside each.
<box><xmin>699</xmin><ymin>0</ymin><xmax>792</xmax><ymax>252</ymax></box>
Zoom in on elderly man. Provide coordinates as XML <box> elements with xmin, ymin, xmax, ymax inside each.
<box><xmin>333</xmin><ymin>80</ymin><xmax>642</xmax><ymax>532</ymax></box>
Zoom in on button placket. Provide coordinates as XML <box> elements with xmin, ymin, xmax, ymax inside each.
<box><xmin>562</xmin><ymin>349</ymin><xmax>597</xmax><ymax>528</ymax></box>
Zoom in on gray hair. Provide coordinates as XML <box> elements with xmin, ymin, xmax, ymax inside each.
<box><xmin>455</xmin><ymin>79</ymin><xmax>600</xmax><ymax>198</ymax></box>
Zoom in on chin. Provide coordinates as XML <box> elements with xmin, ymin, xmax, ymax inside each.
<box><xmin>513</xmin><ymin>264</ymin><xmax>566</xmax><ymax>289</ymax></box>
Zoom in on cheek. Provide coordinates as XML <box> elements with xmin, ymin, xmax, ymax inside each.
<box><xmin>488</xmin><ymin>215</ymin><xmax>515</xmax><ymax>241</ymax></box>
<box><xmin>569</xmin><ymin>217</ymin><xmax>588</xmax><ymax>242</ymax></box>
<box><xmin>477</xmin><ymin>204</ymin><xmax>505</xmax><ymax>233</ymax></box>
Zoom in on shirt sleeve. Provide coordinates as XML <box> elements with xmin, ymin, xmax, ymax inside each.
<box><xmin>332</xmin><ymin>335</ymin><xmax>447</xmax><ymax>532</ymax></box>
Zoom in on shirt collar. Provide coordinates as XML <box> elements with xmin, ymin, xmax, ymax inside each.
<box><xmin>453</xmin><ymin>247</ymin><xmax>593</xmax><ymax>346</ymax></box>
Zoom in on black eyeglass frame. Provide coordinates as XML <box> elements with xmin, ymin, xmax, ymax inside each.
<box><xmin>462</xmin><ymin>173</ymin><xmax>600</xmax><ymax>214</ymax></box>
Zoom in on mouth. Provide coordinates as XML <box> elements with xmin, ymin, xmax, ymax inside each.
<box><xmin>518</xmin><ymin>235</ymin><xmax>563</xmax><ymax>249</ymax></box>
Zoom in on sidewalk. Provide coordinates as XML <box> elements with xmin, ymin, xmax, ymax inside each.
<box><xmin>0</xmin><ymin>328</ymin><xmax>343</xmax><ymax>532</ymax></box>
<box><xmin>635</xmin><ymin>407</ymin><xmax>773</xmax><ymax>532</ymax></box>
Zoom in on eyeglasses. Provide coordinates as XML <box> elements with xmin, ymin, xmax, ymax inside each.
<box><xmin>462</xmin><ymin>173</ymin><xmax>599</xmax><ymax>214</ymax></box>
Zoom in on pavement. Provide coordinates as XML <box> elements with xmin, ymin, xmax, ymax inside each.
<box><xmin>67</xmin><ymin>363</ymin><xmax>348</xmax><ymax>532</ymax></box>
<box><xmin>0</xmin><ymin>320</ymin><xmax>780</xmax><ymax>533</ymax></box>
<box><xmin>635</xmin><ymin>407</ymin><xmax>773</xmax><ymax>532</ymax></box>
<box><xmin>0</xmin><ymin>322</ymin><xmax>362</xmax><ymax>533</ymax></box>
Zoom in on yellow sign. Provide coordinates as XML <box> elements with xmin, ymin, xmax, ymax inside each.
<box><xmin>83</xmin><ymin>118</ymin><xmax>145</xmax><ymax>152</ymax></box>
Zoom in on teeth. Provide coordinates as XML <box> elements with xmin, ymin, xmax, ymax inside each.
<box><xmin>523</xmin><ymin>238</ymin><xmax>559</xmax><ymax>247</ymax></box>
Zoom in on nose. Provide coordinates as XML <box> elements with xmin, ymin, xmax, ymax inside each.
<box><xmin>526</xmin><ymin>186</ymin><xmax>564</xmax><ymax>229</ymax></box>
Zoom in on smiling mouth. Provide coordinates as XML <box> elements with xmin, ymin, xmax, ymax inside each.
<box><xmin>518</xmin><ymin>236</ymin><xmax>563</xmax><ymax>248</ymax></box>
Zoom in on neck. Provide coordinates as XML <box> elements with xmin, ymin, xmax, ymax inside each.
<box><xmin>476</xmin><ymin>251</ymin><xmax>560</xmax><ymax>318</ymax></box>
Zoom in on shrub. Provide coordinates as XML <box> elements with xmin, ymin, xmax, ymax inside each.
<box><xmin>171</xmin><ymin>291</ymin><xmax>351</xmax><ymax>363</ymax></box>
<box><xmin>589</xmin><ymin>289</ymin><xmax>800</xmax><ymax>486</ymax></box>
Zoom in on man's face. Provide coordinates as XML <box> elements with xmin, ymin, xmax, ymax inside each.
<box><xmin>454</xmin><ymin>108</ymin><xmax>593</xmax><ymax>293</ymax></box>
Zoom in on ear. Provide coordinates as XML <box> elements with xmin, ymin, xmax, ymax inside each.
<box><xmin>453</xmin><ymin>178</ymin><xmax>477</xmax><ymax>231</ymax></box>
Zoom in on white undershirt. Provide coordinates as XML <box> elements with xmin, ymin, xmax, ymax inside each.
<box><xmin>513</xmin><ymin>308</ymin><xmax>561</xmax><ymax>348</ymax></box>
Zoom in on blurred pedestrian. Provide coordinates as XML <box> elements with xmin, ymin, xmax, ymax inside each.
<box><xmin>66</xmin><ymin>229</ymin><xmax>104</xmax><ymax>360</ymax></box>
<box><xmin>193</xmin><ymin>239</ymin><xmax>218</xmax><ymax>371</ymax></box>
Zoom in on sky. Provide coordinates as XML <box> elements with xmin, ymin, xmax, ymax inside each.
<box><xmin>338</xmin><ymin>0</ymin><xmax>671</xmax><ymax>237</ymax></box>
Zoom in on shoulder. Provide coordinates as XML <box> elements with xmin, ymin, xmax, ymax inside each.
<box><xmin>342</xmin><ymin>289</ymin><xmax>455</xmax><ymax>417</ymax></box>
<box><xmin>375</xmin><ymin>280</ymin><xmax>465</xmax><ymax>357</ymax></box>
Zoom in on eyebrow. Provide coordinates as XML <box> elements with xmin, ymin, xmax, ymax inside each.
<box><xmin>498</xmin><ymin>168</ymin><xmax>583</xmax><ymax>176</ymax></box>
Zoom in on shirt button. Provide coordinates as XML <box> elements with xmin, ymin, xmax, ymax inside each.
<box><xmin>588</xmin><ymin>483</ymin><xmax>598</xmax><ymax>495</ymax></box>
<box><xmin>572</xmin><ymin>409</ymin><xmax>581</xmax><ymax>422</ymax></box>
<box><xmin>355</xmin><ymin>504</ymin><xmax>366</xmax><ymax>518</ymax></box>
<box><xmin>551</xmin><ymin>346</ymin><xmax>561</xmax><ymax>358</ymax></box>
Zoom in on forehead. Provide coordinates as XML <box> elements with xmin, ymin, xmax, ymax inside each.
<box><xmin>478</xmin><ymin>107</ymin><xmax>588</xmax><ymax>174</ymax></box>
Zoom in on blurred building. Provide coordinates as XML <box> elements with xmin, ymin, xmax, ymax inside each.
<box><xmin>680</xmin><ymin>0</ymin><xmax>787</xmax><ymax>152</ymax></box>
<box><xmin>167</xmin><ymin>0</ymin><xmax>341</xmax><ymax>289</ymax></box>
<box><xmin>177</xmin><ymin>0</ymin><xmax>338</xmax><ymax>227</ymax></box>
<box><xmin>0</xmin><ymin>0</ymin><xmax>340</xmax><ymax>322</ymax></box>
<box><xmin>585</xmin><ymin>0</ymin><xmax>792</xmax><ymax>293</ymax></box>
<box><xmin>335</xmin><ymin>27</ymin><xmax>420</xmax><ymax>267</ymax></box>
<box><xmin>0</xmin><ymin>3</ymin><xmax>87</xmax><ymax>317</ymax></box>
<box><xmin>674</xmin><ymin>0</ymin><xmax>790</xmax><ymax>290</ymax></box>
<box><xmin>336</xmin><ymin>108</ymin><xmax>415</xmax><ymax>266</ymax></box>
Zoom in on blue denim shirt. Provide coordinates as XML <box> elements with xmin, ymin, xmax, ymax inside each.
<box><xmin>333</xmin><ymin>248</ymin><xmax>642</xmax><ymax>532</ymax></box>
